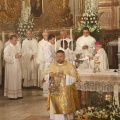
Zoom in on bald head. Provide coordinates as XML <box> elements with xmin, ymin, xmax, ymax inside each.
<box><xmin>60</xmin><ymin>30</ymin><xmax>68</xmax><ymax>39</ymax></box>
<box><xmin>26</xmin><ymin>30</ymin><xmax>32</xmax><ymax>39</ymax></box>
<box><xmin>42</xmin><ymin>31</ymin><xmax>49</xmax><ymax>40</ymax></box>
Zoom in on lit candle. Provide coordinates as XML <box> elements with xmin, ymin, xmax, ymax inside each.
<box><xmin>63</xmin><ymin>38</ymin><xmax>65</xmax><ymax>50</ymax></box>
<box><xmin>2</xmin><ymin>31</ymin><xmax>5</xmax><ymax>43</ymax></box>
<box><xmin>55</xmin><ymin>37</ymin><xmax>56</xmax><ymax>52</ymax></box>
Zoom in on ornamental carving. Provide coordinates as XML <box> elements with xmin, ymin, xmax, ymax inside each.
<box><xmin>0</xmin><ymin>0</ymin><xmax>21</xmax><ymax>31</ymax></box>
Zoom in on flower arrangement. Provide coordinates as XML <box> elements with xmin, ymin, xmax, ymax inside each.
<box><xmin>75</xmin><ymin>95</ymin><xmax>120</xmax><ymax>120</ymax></box>
<box><xmin>77</xmin><ymin>12</ymin><xmax>100</xmax><ymax>33</ymax></box>
<box><xmin>76</xmin><ymin>11</ymin><xmax>101</xmax><ymax>40</ymax></box>
<box><xmin>16</xmin><ymin>17</ymin><xmax>34</xmax><ymax>38</ymax></box>
<box><xmin>75</xmin><ymin>0</ymin><xmax>102</xmax><ymax>40</ymax></box>
<box><xmin>15</xmin><ymin>0</ymin><xmax>34</xmax><ymax>38</ymax></box>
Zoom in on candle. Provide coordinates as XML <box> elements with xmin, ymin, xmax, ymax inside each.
<box><xmin>2</xmin><ymin>31</ymin><xmax>5</xmax><ymax>43</ymax></box>
<box><xmin>63</xmin><ymin>38</ymin><xmax>65</xmax><ymax>50</ymax></box>
<box><xmin>70</xmin><ymin>28</ymin><xmax>73</xmax><ymax>51</ymax></box>
<box><xmin>55</xmin><ymin>37</ymin><xmax>56</xmax><ymax>52</ymax></box>
<box><xmin>118</xmin><ymin>37</ymin><xmax>120</xmax><ymax>53</ymax></box>
<box><xmin>118</xmin><ymin>37</ymin><xmax>120</xmax><ymax>71</ymax></box>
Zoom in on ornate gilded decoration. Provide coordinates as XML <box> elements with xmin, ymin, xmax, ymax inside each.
<box><xmin>34</xmin><ymin>0</ymin><xmax>73</xmax><ymax>30</ymax></box>
<box><xmin>0</xmin><ymin>0</ymin><xmax>21</xmax><ymax>31</ymax></box>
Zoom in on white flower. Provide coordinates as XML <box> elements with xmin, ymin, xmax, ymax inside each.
<box><xmin>88</xmin><ymin>107</ymin><xmax>91</xmax><ymax>111</ymax></box>
<box><xmin>90</xmin><ymin>18</ymin><xmax>92</xmax><ymax>20</ymax></box>
<box><xmin>103</xmin><ymin>109</ymin><xmax>105</xmax><ymax>112</ymax></box>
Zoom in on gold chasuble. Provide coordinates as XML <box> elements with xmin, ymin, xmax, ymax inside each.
<box><xmin>45</xmin><ymin>60</ymin><xmax>80</xmax><ymax>114</ymax></box>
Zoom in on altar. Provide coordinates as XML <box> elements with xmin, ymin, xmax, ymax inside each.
<box><xmin>76</xmin><ymin>69</ymin><xmax>120</xmax><ymax>106</ymax></box>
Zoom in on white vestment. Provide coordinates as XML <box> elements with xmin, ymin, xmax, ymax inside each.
<box><xmin>22</xmin><ymin>38</ymin><xmax>38</xmax><ymax>87</ymax></box>
<box><xmin>4</xmin><ymin>40</ymin><xmax>21</xmax><ymax>52</ymax></box>
<box><xmin>44</xmin><ymin>73</ymin><xmax>76</xmax><ymax>120</ymax></box>
<box><xmin>0</xmin><ymin>41</ymin><xmax>3</xmax><ymax>84</ymax></box>
<box><xmin>56</xmin><ymin>38</ymin><xmax>72</xmax><ymax>51</ymax></box>
<box><xmin>75</xmin><ymin>35</ymin><xmax>96</xmax><ymax>69</ymax></box>
<box><xmin>91</xmin><ymin>48</ymin><xmax>109</xmax><ymax>71</ymax></box>
<box><xmin>36</xmin><ymin>39</ymin><xmax>48</xmax><ymax>88</ymax></box>
<box><xmin>4</xmin><ymin>43</ymin><xmax>22</xmax><ymax>98</ymax></box>
<box><xmin>43</xmin><ymin>42</ymin><xmax>55</xmax><ymax>97</ymax></box>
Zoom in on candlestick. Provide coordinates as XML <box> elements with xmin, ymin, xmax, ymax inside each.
<box><xmin>55</xmin><ymin>37</ymin><xmax>56</xmax><ymax>52</ymax></box>
<box><xmin>2</xmin><ymin>31</ymin><xmax>5</xmax><ymax>43</ymax></box>
<box><xmin>118</xmin><ymin>37</ymin><xmax>120</xmax><ymax>53</ymax></box>
<box><xmin>63</xmin><ymin>38</ymin><xmax>65</xmax><ymax>50</ymax></box>
<box><xmin>70</xmin><ymin>28</ymin><xmax>73</xmax><ymax>51</ymax></box>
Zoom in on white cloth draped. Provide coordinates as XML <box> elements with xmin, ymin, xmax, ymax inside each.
<box><xmin>36</xmin><ymin>39</ymin><xmax>48</xmax><ymax>88</ymax></box>
<box><xmin>44</xmin><ymin>73</ymin><xmax>76</xmax><ymax>120</ymax></box>
<box><xmin>4</xmin><ymin>43</ymin><xmax>22</xmax><ymax>98</ymax></box>
<box><xmin>0</xmin><ymin>41</ymin><xmax>3</xmax><ymax>85</ymax></box>
<box><xmin>75</xmin><ymin>35</ymin><xmax>96</xmax><ymax>69</ymax></box>
<box><xmin>22</xmin><ymin>38</ymin><xmax>38</xmax><ymax>87</ymax></box>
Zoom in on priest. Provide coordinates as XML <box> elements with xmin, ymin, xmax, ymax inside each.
<box><xmin>36</xmin><ymin>31</ymin><xmax>49</xmax><ymax>88</ymax></box>
<box><xmin>75</xmin><ymin>27</ymin><xmax>96</xmax><ymax>69</ymax></box>
<box><xmin>4</xmin><ymin>32</ymin><xmax>21</xmax><ymax>52</ymax></box>
<box><xmin>44</xmin><ymin>50</ymin><xmax>80</xmax><ymax>120</ymax></box>
<box><xmin>90</xmin><ymin>41</ymin><xmax>109</xmax><ymax>71</ymax></box>
<box><xmin>4</xmin><ymin>35</ymin><xmax>22</xmax><ymax>99</ymax></box>
<box><xmin>42</xmin><ymin>34</ymin><xmax>55</xmax><ymax>97</ymax></box>
<box><xmin>22</xmin><ymin>30</ymin><xmax>38</xmax><ymax>87</ymax></box>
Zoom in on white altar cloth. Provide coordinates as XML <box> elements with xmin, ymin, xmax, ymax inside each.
<box><xmin>76</xmin><ymin>69</ymin><xmax>120</xmax><ymax>92</ymax></box>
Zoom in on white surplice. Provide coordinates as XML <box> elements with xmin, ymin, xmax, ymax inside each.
<box><xmin>56</xmin><ymin>38</ymin><xmax>72</xmax><ymax>51</ymax></box>
<box><xmin>75</xmin><ymin>35</ymin><xmax>96</xmax><ymax>69</ymax></box>
<box><xmin>36</xmin><ymin>39</ymin><xmax>48</xmax><ymax>88</ymax></box>
<box><xmin>44</xmin><ymin>73</ymin><xmax>76</xmax><ymax>120</ymax></box>
<box><xmin>0</xmin><ymin>41</ymin><xmax>3</xmax><ymax>85</ymax></box>
<box><xmin>4</xmin><ymin>43</ymin><xmax>22</xmax><ymax>98</ymax></box>
<box><xmin>91</xmin><ymin>48</ymin><xmax>109</xmax><ymax>71</ymax></box>
<box><xmin>22</xmin><ymin>38</ymin><xmax>38</xmax><ymax>87</ymax></box>
<box><xmin>43</xmin><ymin>42</ymin><xmax>55</xmax><ymax>97</ymax></box>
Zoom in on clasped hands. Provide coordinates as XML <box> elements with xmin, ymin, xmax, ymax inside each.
<box><xmin>49</xmin><ymin>72</ymin><xmax>65</xmax><ymax>78</ymax></box>
<box><xmin>15</xmin><ymin>53</ymin><xmax>22</xmax><ymax>58</ymax></box>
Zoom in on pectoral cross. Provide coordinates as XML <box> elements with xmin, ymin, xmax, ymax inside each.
<box><xmin>0</xmin><ymin>0</ymin><xmax>7</xmax><ymax>11</ymax></box>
